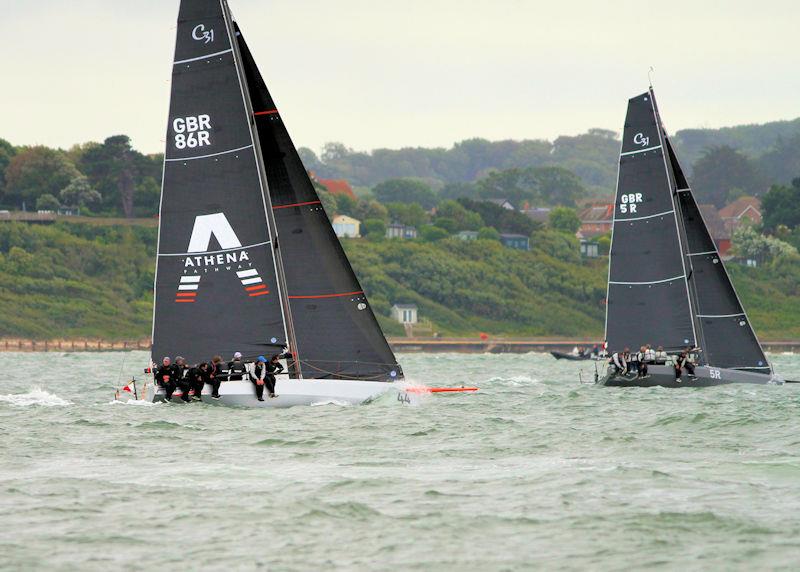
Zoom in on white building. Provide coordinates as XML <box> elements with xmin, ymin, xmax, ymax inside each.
<box><xmin>391</xmin><ymin>304</ymin><xmax>418</xmax><ymax>324</ymax></box>
<box><xmin>332</xmin><ymin>215</ymin><xmax>361</xmax><ymax>238</ymax></box>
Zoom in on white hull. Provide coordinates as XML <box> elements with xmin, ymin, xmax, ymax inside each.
<box><xmin>144</xmin><ymin>375</ymin><xmax>400</xmax><ymax>408</ymax></box>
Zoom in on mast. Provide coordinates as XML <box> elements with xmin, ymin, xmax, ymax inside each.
<box><xmin>219</xmin><ymin>0</ymin><xmax>300</xmax><ymax>372</ymax></box>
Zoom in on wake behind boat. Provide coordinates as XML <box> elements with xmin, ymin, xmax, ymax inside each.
<box><xmin>142</xmin><ymin>0</ymin><xmax>404</xmax><ymax>407</ymax></box>
<box><xmin>598</xmin><ymin>88</ymin><xmax>782</xmax><ymax>388</ymax></box>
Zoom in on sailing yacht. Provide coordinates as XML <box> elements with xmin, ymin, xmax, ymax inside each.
<box><xmin>145</xmin><ymin>0</ymin><xmax>404</xmax><ymax>406</ymax></box>
<box><xmin>599</xmin><ymin>88</ymin><xmax>782</xmax><ymax>387</ymax></box>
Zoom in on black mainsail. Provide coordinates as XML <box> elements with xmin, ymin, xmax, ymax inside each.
<box><xmin>233</xmin><ymin>24</ymin><xmax>401</xmax><ymax>381</ymax></box>
<box><xmin>605</xmin><ymin>88</ymin><xmax>770</xmax><ymax>375</ymax></box>
<box><xmin>605</xmin><ymin>91</ymin><xmax>695</xmax><ymax>353</ymax></box>
<box><xmin>152</xmin><ymin>0</ymin><xmax>401</xmax><ymax>382</ymax></box>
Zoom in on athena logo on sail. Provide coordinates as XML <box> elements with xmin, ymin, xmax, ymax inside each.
<box><xmin>192</xmin><ymin>24</ymin><xmax>214</xmax><ymax>44</ymax></box>
<box><xmin>633</xmin><ymin>132</ymin><xmax>650</xmax><ymax>147</ymax></box>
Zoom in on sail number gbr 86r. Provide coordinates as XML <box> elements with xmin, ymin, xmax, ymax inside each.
<box><xmin>173</xmin><ymin>114</ymin><xmax>212</xmax><ymax>149</ymax></box>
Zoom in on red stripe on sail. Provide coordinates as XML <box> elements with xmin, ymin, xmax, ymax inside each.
<box><xmin>254</xmin><ymin>109</ymin><xmax>279</xmax><ymax>116</ymax></box>
<box><xmin>288</xmin><ymin>290</ymin><xmax>363</xmax><ymax>299</ymax></box>
<box><xmin>175</xmin><ymin>299</ymin><xmax>195</xmax><ymax>303</ymax></box>
<box><xmin>176</xmin><ymin>292</ymin><xmax>196</xmax><ymax>297</ymax></box>
<box><xmin>272</xmin><ymin>200</ymin><xmax>321</xmax><ymax>210</ymax></box>
<box><xmin>249</xmin><ymin>291</ymin><xmax>270</xmax><ymax>297</ymax></box>
<box><xmin>246</xmin><ymin>284</ymin><xmax>267</xmax><ymax>292</ymax></box>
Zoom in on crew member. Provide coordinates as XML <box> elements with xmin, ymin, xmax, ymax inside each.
<box><xmin>628</xmin><ymin>347</ymin><xmax>639</xmax><ymax>374</ymax></box>
<box><xmin>227</xmin><ymin>351</ymin><xmax>247</xmax><ymax>381</ymax></box>
<box><xmin>644</xmin><ymin>344</ymin><xmax>656</xmax><ymax>364</ymax></box>
<box><xmin>249</xmin><ymin>355</ymin><xmax>277</xmax><ymax>401</ymax></box>
<box><xmin>172</xmin><ymin>356</ymin><xmax>193</xmax><ymax>402</ymax></box>
<box><xmin>675</xmin><ymin>349</ymin><xmax>696</xmax><ymax>380</ymax></box>
<box><xmin>154</xmin><ymin>357</ymin><xmax>180</xmax><ymax>402</ymax></box>
<box><xmin>609</xmin><ymin>348</ymin><xmax>628</xmax><ymax>376</ymax></box>
<box><xmin>208</xmin><ymin>355</ymin><xmax>224</xmax><ymax>399</ymax></box>
<box><xmin>637</xmin><ymin>345</ymin><xmax>649</xmax><ymax>378</ymax></box>
<box><xmin>186</xmin><ymin>362</ymin><xmax>211</xmax><ymax>401</ymax></box>
<box><xmin>654</xmin><ymin>346</ymin><xmax>669</xmax><ymax>365</ymax></box>
<box><xmin>591</xmin><ymin>344</ymin><xmax>600</xmax><ymax>357</ymax></box>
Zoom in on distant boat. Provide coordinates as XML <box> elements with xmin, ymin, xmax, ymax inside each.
<box><xmin>145</xmin><ymin>0</ymin><xmax>403</xmax><ymax>406</ymax></box>
<box><xmin>550</xmin><ymin>349</ymin><xmax>600</xmax><ymax>361</ymax></box>
<box><xmin>598</xmin><ymin>88</ymin><xmax>782</xmax><ymax>387</ymax></box>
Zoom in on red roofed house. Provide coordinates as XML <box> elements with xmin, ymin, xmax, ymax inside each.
<box><xmin>718</xmin><ymin>196</ymin><xmax>762</xmax><ymax>238</ymax></box>
<box><xmin>317</xmin><ymin>177</ymin><xmax>356</xmax><ymax>200</ymax></box>
<box><xmin>578</xmin><ymin>203</ymin><xmax>614</xmax><ymax>238</ymax></box>
<box><xmin>697</xmin><ymin>204</ymin><xmax>732</xmax><ymax>255</ymax></box>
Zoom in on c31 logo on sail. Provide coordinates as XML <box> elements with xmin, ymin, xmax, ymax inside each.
<box><xmin>192</xmin><ymin>24</ymin><xmax>214</xmax><ymax>44</ymax></box>
<box><xmin>633</xmin><ymin>132</ymin><xmax>650</xmax><ymax>147</ymax></box>
<box><xmin>173</xmin><ymin>114</ymin><xmax>211</xmax><ymax>150</ymax></box>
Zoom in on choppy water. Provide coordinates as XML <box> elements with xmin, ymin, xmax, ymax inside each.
<box><xmin>1</xmin><ymin>351</ymin><xmax>800</xmax><ymax>571</ymax></box>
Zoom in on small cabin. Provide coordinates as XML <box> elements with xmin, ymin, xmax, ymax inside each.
<box><xmin>331</xmin><ymin>214</ymin><xmax>361</xmax><ymax>238</ymax></box>
<box><xmin>483</xmin><ymin>198</ymin><xmax>515</xmax><ymax>211</ymax></box>
<box><xmin>391</xmin><ymin>304</ymin><xmax>418</xmax><ymax>324</ymax></box>
<box><xmin>580</xmin><ymin>238</ymin><xmax>600</xmax><ymax>258</ymax></box>
<box><xmin>457</xmin><ymin>230</ymin><xmax>478</xmax><ymax>241</ymax></box>
<box><xmin>499</xmin><ymin>233</ymin><xmax>530</xmax><ymax>251</ymax></box>
<box><xmin>386</xmin><ymin>223</ymin><xmax>418</xmax><ymax>240</ymax></box>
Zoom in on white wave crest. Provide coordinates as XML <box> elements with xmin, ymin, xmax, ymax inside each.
<box><xmin>107</xmin><ymin>398</ymin><xmax>158</xmax><ymax>407</ymax></box>
<box><xmin>0</xmin><ymin>388</ymin><xmax>71</xmax><ymax>407</ymax></box>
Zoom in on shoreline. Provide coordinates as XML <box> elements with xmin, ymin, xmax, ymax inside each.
<box><xmin>1</xmin><ymin>338</ymin><xmax>799</xmax><ymax>354</ymax></box>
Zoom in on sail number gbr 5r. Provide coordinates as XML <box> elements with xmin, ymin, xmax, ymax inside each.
<box><xmin>173</xmin><ymin>114</ymin><xmax>212</xmax><ymax>149</ymax></box>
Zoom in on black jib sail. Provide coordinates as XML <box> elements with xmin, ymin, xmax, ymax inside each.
<box><xmin>605</xmin><ymin>91</ymin><xmax>696</xmax><ymax>353</ymax></box>
<box><xmin>665</xmin><ymin>142</ymin><xmax>771</xmax><ymax>374</ymax></box>
<box><xmin>152</xmin><ymin>0</ymin><xmax>288</xmax><ymax>364</ymax></box>
<box><xmin>232</xmin><ymin>23</ymin><xmax>402</xmax><ymax>382</ymax></box>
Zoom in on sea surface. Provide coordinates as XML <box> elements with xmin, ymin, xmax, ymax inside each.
<box><xmin>1</xmin><ymin>351</ymin><xmax>799</xmax><ymax>571</ymax></box>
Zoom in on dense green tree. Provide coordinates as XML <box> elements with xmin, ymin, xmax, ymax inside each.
<box><xmin>4</xmin><ymin>147</ymin><xmax>79</xmax><ymax>207</ymax></box>
<box><xmin>362</xmin><ymin>218</ymin><xmax>386</xmax><ymax>241</ymax></box>
<box><xmin>732</xmin><ymin>226</ymin><xmax>797</xmax><ymax>263</ymax></box>
<box><xmin>477</xmin><ymin>226</ymin><xmax>500</xmax><ymax>241</ymax></box>
<box><xmin>373</xmin><ymin>179</ymin><xmax>438</xmax><ymax>209</ymax></box>
<box><xmin>761</xmin><ymin>179</ymin><xmax>800</xmax><ymax>232</ymax></box>
<box><xmin>434</xmin><ymin>199</ymin><xmax>483</xmax><ymax>230</ymax></box>
<box><xmin>60</xmin><ymin>176</ymin><xmax>102</xmax><ymax>210</ymax></box>
<box><xmin>433</xmin><ymin>217</ymin><xmax>458</xmax><ymax>234</ymax></box>
<box><xmin>35</xmin><ymin>194</ymin><xmax>60</xmax><ymax>211</ymax></box>
<box><xmin>0</xmin><ymin>138</ymin><xmax>15</xmax><ymax>200</ymax></box>
<box><xmin>420</xmin><ymin>225</ymin><xmax>449</xmax><ymax>242</ymax></box>
<box><xmin>353</xmin><ymin>199</ymin><xmax>388</xmax><ymax>222</ymax></box>
<box><xmin>439</xmin><ymin>181</ymin><xmax>477</xmax><ymax>200</ymax></box>
<box><xmin>334</xmin><ymin>193</ymin><xmax>357</xmax><ymax>217</ymax></box>
<box><xmin>476</xmin><ymin>166</ymin><xmax>585</xmax><ymax>207</ymax></box>
<box><xmin>691</xmin><ymin>146</ymin><xmax>766</xmax><ymax>207</ymax></box>
<box><xmin>758</xmin><ymin>133</ymin><xmax>800</xmax><ymax>186</ymax></box>
<box><xmin>458</xmin><ymin>198</ymin><xmax>540</xmax><ymax>235</ymax></box>
<box><xmin>548</xmin><ymin>206</ymin><xmax>581</xmax><ymax>234</ymax></box>
<box><xmin>386</xmin><ymin>202</ymin><xmax>428</xmax><ymax>228</ymax></box>
<box><xmin>532</xmin><ymin>228</ymin><xmax>580</xmax><ymax>263</ymax></box>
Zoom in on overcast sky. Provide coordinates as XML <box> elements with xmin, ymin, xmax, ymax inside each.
<box><xmin>2</xmin><ymin>0</ymin><xmax>799</xmax><ymax>155</ymax></box>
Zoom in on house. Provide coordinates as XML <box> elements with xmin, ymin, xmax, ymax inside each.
<box><xmin>578</xmin><ymin>203</ymin><xmax>614</xmax><ymax>238</ymax></box>
<box><xmin>331</xmin><ymin>214</ymin><xmax>360</xmax><ymax>238</ymax></box>
<box><xmin>522</xmin><ymin>207</ymin><xmax>551</xmax><ymax>224</ymax></box>
<box><xmin>580</xmin><ymin>238</ymin><xmax>600</xmax><ymax>258</ymax></box>
<box><xmin>457</xmin><ymin>230</ymin><xmax>478</xmax><ymax>241</ymax></box>
<box><xmin>499</xmin><ymin>233</ymin><xmax>530</xmax><ymax>251</ymax></box>
<box><xmin>719</xmin><ymin>196</ymin><xmax>762</xmax><ymax>237</ymax></box>
<box><xmin>391</xmin><ymin>304</ymin><xmax>418</xmax><ymax>324</ymax></box>
<box><xmin>698</xmin><ymin>204</ymin><xmax>732</xmax><ymax>255</ymax></box>
<box><xmin>317</xmin><ymin>177</ymin><xmax>356</xmax><ymax>200</ymax></box>
<box><xmin>386</xmin><ymin>223</ymin><xmax>418</xmax><ymax>239</ymax></box>
<box><xmin>483</xmin><ymin>198</ymin><xmax>515</xmax><ymax>211</ymax></box>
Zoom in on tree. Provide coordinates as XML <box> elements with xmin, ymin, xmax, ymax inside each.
<box><xmin>4</xmin><ymin>146</ymin><xmax>79</xmax><ymax>207</ymax></box>
<box><xmin>0</xmin><ymin>138</ymin><xmax>15</xmax><ymax>200</ymax></box>
<box><xmin>761</xmin><ymin>179</ymin><xmax>800</xmax><ymax>232</ymax></box>
<box><xmin>439</xmin><ymin>181</ymin><xmax>477</xmax><ymax>200</ymax></box>
<box><xmin>362</xmin><ymin>218</ymin><xmax>386</xmax><ymax>241</ymax></box>
<box><xmin>353</xmin><ymin>199</ymin><xmax>388</xmax><ymax>222</ymax></box>
<box><xmin>386</xmin><ymin>202</ymin><xmax>428</xmax><ymax>228</ymax></box>
<box><xmin>548</xmin><ymin>206</ymin><xmax>581</xmax><ymax>234</ymax></box>
<box><xmin>60</xmin><ymin>176</ymin><xmax>102</xmax><ymax>209</ymax></box>
<box><xmin>458</xmin><ymin>198</ymin><xmax>540</xmax><ymax>235</ymax></box>
<box><xmin>477</xmin><ymin>226</ymin><xmax>500</xmax><ymax>241</ymax></box>
<box><xmin>691</xmin><ymin>146</ymin><xmax>766</xmax><ymax>207</ymax></box>
<box><xmin>435</xmin><ymin>199</ymin><xmax>483</xmax><ymax>230</ymax></box>
<box><xmin>77</xmin><ymin>135</ymin><xmax>142</xmax><ymax>218</ymax></box>
<box><xmin>732</xmin><ymin>226</ymin><xmax>797</xmax><ymax>263</ymax></box>
<box><xmin>420</xmin><ymin>225</ymin><xmax>449</xmax><ymax>242</ymax></box>
<box><xmin>35</xmin><ymin>193</ymin><xmax>60</xmax><ymax>211</ymax></box>
<box><xmin>476</xmin><ymin>166</ymin><xmax>586</xmax><ymax>208</ymax></box>
<box><xmin>318</xmin><ymin>188</ymin><xmax>338</xmax><ymax>218</ymax></box>
<box><xmin>335</xmin><ymin>193</ymin><xmax>357</xmax><ymax>216</ymax></box>
<box><xmin>433</xmin><ymin>217</ymin><xmax>458</xmax><ymax>234</ymax></box>
<box><xmin>373</xmin><ymin>178</ymin><xmax>438</xmax><ymax>209</ymax></box>
<box><xmin>532</xmin><ymin>228</ymin><xmax>580</xmax><ymax>262</ymax></box>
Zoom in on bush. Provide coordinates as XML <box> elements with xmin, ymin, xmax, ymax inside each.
<box><xmin>35</xmin><ymin>194</ymin><xmax>60</xmax><ymax>211</ymax></box>
<box><xmin>477</xmin><ymin>226</ymin><xmax>500</xmax><ymax>241</ymax></box>
<box><xmin>362</xmin><ymin>218</ymin><xmax>386</xmax><ymax>241</ymax></box>
<box><xmin>420</xmin><ymin>225</ymin><xmax>449</xmax><ymax>242</ymax></box>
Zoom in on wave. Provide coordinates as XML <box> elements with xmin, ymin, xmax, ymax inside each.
<box><xmin>0</xmin><ymin>387</ymin><xmax>71</xmax><ymax>407</ymax></box>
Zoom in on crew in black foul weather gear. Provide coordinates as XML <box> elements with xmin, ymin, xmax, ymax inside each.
<box><xmin>154</xmin><ymin>357</ymin><xmax>185</xmax><ymax>401</ymax></box>
<box><xmin>209</xmin><ymin>356</ymin><xmax>223</xmax><ymax>399</ymax></box>
<box><xmin>637</xmin><ymin>345</ymin><xmax>649</xmax><ymax>379</ymax></box>
<box><xmin>187</xmin><ymin>362</ymin><xmax>211</xmax><ymax>401</ymax></box>
<box><xmin>250</xmin><ymin>354</ymin><xmax>284</xmax><ymax>400</ymax></box>
<box><xmin>227</xmin><ymin>352</ymin><xmax>247</xmax><ymax>381</ymax></box>
<box><xmin>675</xmin><ymin>349</ymin><xmax>697</xmax><ymax>381</ymax></box>
<box><xmin>172</xmin><ymin>356</ymin><xmax>193</xmax><ymax>402</ymax></box>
